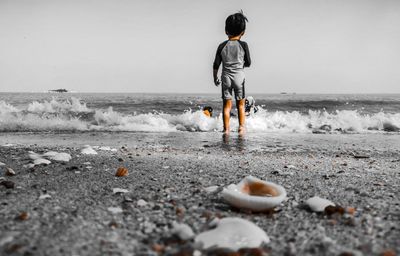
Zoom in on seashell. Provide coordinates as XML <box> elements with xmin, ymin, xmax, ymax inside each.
<box><xmin>305</xmin><ymin>196</ymin><xmax>335</xmax><ymax>212</ymax></box>
<box><xmin>221</xmin><ymin>176</ymin><xmax>287</xmax><ymax>211</ymax></box>
<box><xmin>81</xmin><ymin>145</ymin><xmax>98</xmax><ymax>155</ymax></box>
<box><xmin>195</xmin><ymin>217</ymin><xmax>270</xmax><ymax>251</ymax></box>
<box><xmin>115</xmin><ymin>167</ymin><xmax>128</xmax><ymax>177</ymax></box>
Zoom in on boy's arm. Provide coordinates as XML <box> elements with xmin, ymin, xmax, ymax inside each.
<box><xmin>239</xmin><ymin>41</ymin><xmax>251</xmax><ymax>67</ymax></box>
<box><xmin>212</xmin><ymin>41</ymin><xmax>227</xmax><ymax>86</ymax></box>
<box><xmin>213</xmin><ymin>69</ymin><xmax>220</xmax><ymax>86</ymax></box>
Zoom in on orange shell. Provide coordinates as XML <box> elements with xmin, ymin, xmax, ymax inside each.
<box><xmin>115</xmin><ymin>167</ymin><xmax>128</xmax><ymax>177</ymax></box>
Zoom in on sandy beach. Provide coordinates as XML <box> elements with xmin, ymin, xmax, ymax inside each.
<box><xmin>0</xmin><ymin>132</ymin><xmax>399</xmax><ymax>256</ymax></box>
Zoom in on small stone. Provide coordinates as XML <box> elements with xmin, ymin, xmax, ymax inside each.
<box><xmin>24</xmin><ymin>164</ymin><xmax>35</xmax><ymax>169</ymax></box>
<box><xmin>204</xmin><ymin>185</ymin><xmax>219</xmax><ymax>193</ymax></box>
<box><xmin>172</xmin><ymin>222</ymin><xmax>195</xmax><ymax>240</ymax></box>
<box><xmin>39</xmin><ymin>194</ymin><xmax>51</xmax><ymax>199</ymax></box>
<box><xmin>1</xmin><ymin>180</ymin><xmax>15</xmax><ymax>189</ymax></box>
<box><xmin>81</xmin><ymin>145</ymin><xmax>97</xmax><ymax>155</ymax></box>
<box><xmin>137</xmin><ymin>199</ymin><xmax>147</xmax><ymax>207</ymax></box>
<box><xmin>193</xmin><ymin>250</ymin><xmax>201</xmax><ymax>256</ymax></box>
<box><xmin>17</xmin><ymin>212</ymin><xmax>29</xmax><ymax>221</ymax></box>
<box><xmin>107</xmin><ymin>207</ymin><xmax>123</xmax><ymax>214</ymax></box>
<box><xmin>0</xmin><ymin>162</ymin><xmax>5</xmax><ymax>166</ymax></box>
<box><xmin>112</xmin><ymin>188</ymin><xmax>129</xmax><ymax>194</ymax></box>
<box><xmin>5</xmin><ymin>167</ymin><xmax>15</xmax><ymax>176</ymax></box>
<box><xmin>381</xmin><ymin>249</ymin><xmax>396</xmax><ymax>256</ymax></box>
<box><xmin>33</xmin><ymin>158</ymin><xmax>51</xmax><ymax>165</ymax></box>
<box><xmin>176</xmin><ymin>207</ymin><xmax>185</xmax><ymax>217</ymax></box>
<box><xmin>151</xmin><ymin>244</ymin><xmax>165</xmax><ymax>254</ymax></box>
<box><xmin>108</xmin><ymin>221</ymin><xmax>118</xmax><ymax>229</ymax></box>
<box><xmin>143</xmin><ymin>221</ymin><xmax>155</xmax><ymax>234</ymax></box>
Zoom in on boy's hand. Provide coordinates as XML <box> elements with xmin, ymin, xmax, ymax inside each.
<box><xmin>214</xmin><ymin>78</ymin><xmax>221</xmax><ymax>87</ymax></box>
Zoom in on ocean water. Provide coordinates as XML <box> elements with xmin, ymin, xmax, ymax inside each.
<box><xmin>0</xmin><ymin>92</ymin><xmax>400</xmax><ymax>134</ymax></box>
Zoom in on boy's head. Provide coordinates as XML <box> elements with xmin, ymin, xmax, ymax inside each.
<box><xmin>225</xmin><ymin>11</ymin><xmax>248</xmax><ymax>37</ymax></box>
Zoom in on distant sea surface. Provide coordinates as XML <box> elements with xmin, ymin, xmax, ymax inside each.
<box><xmin>0</xmin><ymin>93</ymin><xmax>399</xmax><ymax>133</ymax></box>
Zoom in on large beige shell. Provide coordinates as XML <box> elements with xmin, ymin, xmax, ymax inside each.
<box><xmin>195</xmin><ymin>217</ymin><xmax>270</xmax><ymax>250</ymax></box>
<box><xmin>221</xmin><ymin>176</ymin><xmax>287</xmax><ymax>211</ymax></box>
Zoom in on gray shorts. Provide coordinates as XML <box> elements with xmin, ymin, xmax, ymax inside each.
<box><xmin>221</xmin><ymin>72</ymin><xmax>245</xmax><ymax>101</ymax></box>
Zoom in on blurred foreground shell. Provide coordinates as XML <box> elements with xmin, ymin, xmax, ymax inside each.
<box><xmin>221</xmin><ymin>176</ymin><xmax>287</xmax><ymax>212</ymax></box>
<box><xmin>115</xmin><ymin>167</ymin><xmax>128</xmax><ymax>177</ymax></box>
<box><xmin>195</xmin><ymin>217</ymin><xmax>270</xmax><ymax>251</ymax></box>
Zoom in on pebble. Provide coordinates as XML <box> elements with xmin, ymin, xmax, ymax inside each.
<box><xmin>113</xmin><ymin>188</ymin><xmax>130</xmax><ymax>194</ymax></box>
<box><xmin>43</xmin><ymin>151</ymin><xmax>72</xmax><ymax>162</ymax></box>
<box><xmin>0</xmin><ymin>162</ymin><xmax>5</xmax><ymax>166</ymax></box>
<box><xmin>1</xmin><ymin>180</ymin><xmax>15</xmax><ymax>189</ymax></box>
<box><xmin>107</xmin><ymin>207</ymin><xmax>123</xmax><ymax>214</ymax></box>
<box><xmin>143</xmin><ymin>221</ymin><xmax>155</xmax><ymax>234</ymax></box>
<box><xmin>305</xmin><ymin>196</ymin><xmax>335</xmax><ymax>212</ymax></box>
<box><xmin>33</xmin><ymin>158</ymin><xmax>51</xmax><ymax>165</ymax></box>
<box><xmin>137</xmin><ymin>199</ymin><xmax>148</xmax><ymax>207</ymax></box>
<box><xmin>5</xmin><ymin>167</ymin><xmax>15</xmax><ymax>176</ymax></box>
<box><xmin>171</xmin><ymin>222</ymin><xmax>194</xmax><ymax>240</ymax></box>
<box><xmin>193</xmin><ymin>250</ymin><xmax>201</xmax><ymax>256</ymax></box>
<box><xmin>203</xmin><ymin>185</ymin><xmax>219</xmax><ymax>193</ymax></box>
<box><xmin>81</xmin><ymin>145</ymin><xmax>98</xmax><ymax>155</ymax></box>
<box><xmin>284</xmin><ymin>164</ymin><xmax>297</xmax><ymax>169</ymax></box>
<box><xmin>39</xmin><ymin>194</ymin><xmax>51</xmax><ymax>199</ymax></box>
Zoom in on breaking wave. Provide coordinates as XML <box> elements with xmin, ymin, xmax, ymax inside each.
<box><xmin>0</xmin><ymin>97</ymin><xmax>399</xmax><ymax>133</ymax></box>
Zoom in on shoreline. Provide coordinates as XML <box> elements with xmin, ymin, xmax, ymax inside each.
<box><xmin>0</xmin><ymin>133</ymin><xmax>399</xmax><ymax>255</ymax></box>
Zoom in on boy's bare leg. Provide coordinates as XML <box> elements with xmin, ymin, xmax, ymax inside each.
<box><xmin>237</xmin><ymin>99</ymin><xmax>246</xmax><ymax>134</ymax></box>
<box><xmin>223</xmin><ymin>99</ymin><xmax>232</xmax><ymax>134</ymax></box>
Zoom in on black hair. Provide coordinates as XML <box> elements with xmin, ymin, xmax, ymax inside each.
<box><xmin>225</xmin><ymin>10</ymin><xmax>248</xmax><ymax>37</ymax></box>
<box><xmin>203</xmin><ymin>106</ymin><xmax>213</xmax><ymax>113</ymax></box>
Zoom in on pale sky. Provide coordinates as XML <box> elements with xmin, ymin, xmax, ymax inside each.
<box><xmin>0</xmin><ymin>0</ymin><xmax>399</xmax><ymax>93</ymax></box>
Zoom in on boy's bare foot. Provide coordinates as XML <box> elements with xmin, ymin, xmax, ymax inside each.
<box><xmin>223</xmin><ymin>129</ymin><xmax>230</xmax><ymax>135</ymax></box>
<box><xmin>238</xmin><ymin>126</ymin><xmax>246</xmax><ymax>135</ymax></box>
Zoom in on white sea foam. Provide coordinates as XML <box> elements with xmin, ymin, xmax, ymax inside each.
<box><xmin>27</xmin><ymin>97</ymin><xmax>90</xmax><ymax>113</ymax></box>
<box><xmin>0</xmin><ymin>98</ymin><xmax>399</xmax><ymax>133</ymax></box>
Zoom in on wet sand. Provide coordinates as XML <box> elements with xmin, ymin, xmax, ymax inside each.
<box><xmin>0</xmin><ymin>132</ymin><xmax>399</xmax><ymax>255</ymax></box>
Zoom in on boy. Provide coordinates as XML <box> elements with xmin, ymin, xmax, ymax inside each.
<box><xmin>213</xmin><ymin>11</ymin><xmax>251</xmax><ymax>134</ymax></box>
